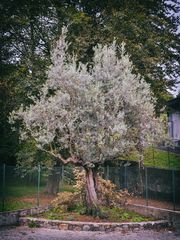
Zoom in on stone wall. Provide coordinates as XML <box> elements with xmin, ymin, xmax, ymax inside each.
<box><xmin>19</xmin><ymin>217</ymin><xmax>169</xmax><ymax>232</ymax></box>
<box><xmin>125</xmin><ymin>204</ymin><xmax>180</xmax><ymax>230</ymax></box>
<box><xmin>0</xmin><ymin>205</ymin><xmax>51</xmax><ymax>227</ymax></box>
<box><xmin>1</xmin><ymin>204</ymin><xmax>179</xmax><ymax>231</ymax></box>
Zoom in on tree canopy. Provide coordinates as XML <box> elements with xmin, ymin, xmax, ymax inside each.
<box><xmin>10</xmin><ymin>30</ymin><xmax>161</xmax><ymax>165</ymax></box>
<box><xmin>9</xmin><ymin>30</ymin><xmax>162</xmax><ymax>210</ymax></box>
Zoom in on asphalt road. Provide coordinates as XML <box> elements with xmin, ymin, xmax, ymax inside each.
<box><xmin>0</xmin><ymin>226</ymin><xmax>180</xmax><ymax>240</ymax></box>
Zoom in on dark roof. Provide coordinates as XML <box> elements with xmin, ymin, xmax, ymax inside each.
<box><xmin>167</xmin><ymin>97</ymin><xmax>180</xmax><ymax>111</ymax></box>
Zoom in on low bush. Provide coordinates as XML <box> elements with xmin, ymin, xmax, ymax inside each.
<box><xmin>52</xmin><ymin>168</ymin><xmax>131</xmax><ymax>211</ymax></box>
<box><xmin>51</xmin><ymin>192</ymin><xmax>79</xmax><ymax>211</ymax></box>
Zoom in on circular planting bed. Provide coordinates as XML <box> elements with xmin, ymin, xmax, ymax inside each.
<box><xmin>19</xmin><ymin>206</ymin><xmax>171</xmax><ymax>232</ymax></box>
<box><xmin>30</xmin><ymin>206</ymin><xmax>154</xmax><ymax>223</ymax></box>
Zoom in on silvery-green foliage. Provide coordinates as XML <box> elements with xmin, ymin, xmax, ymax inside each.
<box><xmin>9</xmin><ymin>29</ymin><xmax>162</xmax><ymax>167</ymax></box>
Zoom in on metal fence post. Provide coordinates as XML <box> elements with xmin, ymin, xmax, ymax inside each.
<box><xmin>168</xmin><ymin>147</ymin><xmax>170</xmax><ymax>169</ymax></box>
<box><xmin>152</xmin><ymin>143</ymin><xmax>155</xmax><ymax>167</ymax></box>
<box><xmin>61</xmin><ymin>165</ymin><xmax>64</xmax><ymax>191</ymax></box>
<box><xmin>145</xmin><ymin>167</ymin><xmax>148</xmax><ymax>206</ymax></box>
<box><xmin>106</xmin><ymin>165</ymin><xmax>109</xmax><ymax>180</ymax></box>
<box><xmin>2</xmin><ymin>164</ymin><xmax>6</xmax><ymax>211</ymax></box>
<box><xmin>57</xmin><ymin>167</ymin><xmax>60</xmax><ymax>193</ymax></box>
<box><xmin>172</xmin><ymin>169</ymin><xmax>176</xmax><ymax>211</ymax></box>
<box><xmin>37</xmin><ymin>164</ymin><xmax>41</xmax><ymax>207</ymax></box>
<box><xmin>124</xmin><ymin>166</ymin><xmax>127</xmax><ymax>189</ymax></box>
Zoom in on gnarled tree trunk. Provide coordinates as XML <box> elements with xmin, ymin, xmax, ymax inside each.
<box><xmin>85</xmin><ymin>167</ymin><xmax>99</xmax><ymax>216</ymax></box>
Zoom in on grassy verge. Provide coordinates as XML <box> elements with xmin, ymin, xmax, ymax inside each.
<box><xmin>2</xmin><ymin>185</ymin><xmax>45</xmax><ymax>198</ymax></box>
<box><xmin>0</xmin><ymin>184</ymin><xmax>46</xmax><ymax>211</ymax></box>
<box><xmin>0</xmin><ymin>182</ymin><xmax>73</xmax><ymax>212</ymax></box>
<box><xmin>0</xmin><ymin>198</ymin><xmax>34</xmax><ymax>211</ymax></box>
<box><xmin>122</xmin><ymin>147</ymin><xmax>180</xmax><ymax>170</ymax></box>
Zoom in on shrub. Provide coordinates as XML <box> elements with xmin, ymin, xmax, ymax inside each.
<box><xmin>98</xmin><ymin>177</ymin><xmax>131</xmax><ymax>207</ymax></box>
<box><xmin>52</xmin><ymin>168</ymin><xmax>131</xmax><ymax>210</ymax></box>
<box><xmin>51</xmin><ymin>192</ymin><xmax>79</xmax><ymax>211</ymax></box>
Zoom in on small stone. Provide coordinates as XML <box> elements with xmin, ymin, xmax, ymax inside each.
<box><xmin>93</xmin><ymin>224</ymin><xmax>100</xmax><ymax>231</ymax></box>
<box><xmin>139</xmin><ymin>226</ymin><xmax>144</xmax><ymax>230</ymax></box>
<box><xmin>105</xmin><ymin>225</ymin><xmax>112</xmax><ymax>232</ymax></box>
<box><xmin>59</xmin><ymin>223</ymin><xmax>69</xmax><ymax>230</ymax></box>
<box><xmin>82</xmin><ymin>225</ymin><xmax>91</xmax><ymax>231</ymax></box>
<box><xmin>99</xmin><ymin>226</ymin><xmax>105</xmax><ymax>231</ymax></box>
<box><xmin>122</xmin><ymin>224</ymin><xmax>129</xmax><ymax>230</ymax></box>
<box><xmin>145</xmin><ymin>223</ymin><xmax>152</xmax><ymax>229</ymax></box>
<box><xmin>68</xmin><ymin>225</ymin><xmax>73</xmax><ymax>230</ymax></box>
<box><xmin>73</xmin><ymin>226</ymin><xmax>82</xmax><ymax>231</ymax></box>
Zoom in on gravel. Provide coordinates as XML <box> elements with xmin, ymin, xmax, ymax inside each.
<box><xmin>0</xmin><ymin>226</ymin><xmax>180</xmax><ymax>240</ymax></box>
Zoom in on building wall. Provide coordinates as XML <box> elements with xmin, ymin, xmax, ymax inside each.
<box><xmin>168</xmin><ymin>112</ymin><xmax>180</xmax><ymax>140</ymax></box>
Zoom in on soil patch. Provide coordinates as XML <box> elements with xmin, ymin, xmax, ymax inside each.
<box><xmin>128</xmin><ymin>197</ymin><xmax>180</xmax><ymax>211</ymax></box>
<box><xmin>19</xmin><ymin>194</ymin><xmax>55</xmax><ymax>206</ymax></box>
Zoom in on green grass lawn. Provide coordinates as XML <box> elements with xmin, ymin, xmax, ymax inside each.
<box><xmin>122</xmin><ymin>147</ymin><xmax>180</xmax><ymax>170</ymax></box>
<box><xmin>0</xmin><ymin>198</ymin><xmax>34</xmax><ymax>211</ymax></box>
<box><xmin>0</xmin><ymin>184</ymin><xmax>46</xmax><ymax>211</ymax></box>
<box><xmin>144</xmin><ymin>148</ymin><xmax>180</xmax><ymax>169</ymax></box>
<box><xmin>3</xmin><ymin>185</ymin><xmax>45</xmax><ymax>198</ymax></box>
<box><xmin>0</xmin><ymin>182</ymin><xmax>72</xmax><ymax>212</ymax></box>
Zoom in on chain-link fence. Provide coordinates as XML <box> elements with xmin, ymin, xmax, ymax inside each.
<box><xmin>104</xmin><ymin>165</ymin><xmax>180</xmax><ymax>211</ymax></box>
<box><xmin>0</xmin><ymin>164</ymin><xmax>74</xmax><ymax>212</ymax></box>
<box><xmin>0</xmin><ymin>163</ymin><xmax>180</xmax><ymax>212</ymax></box>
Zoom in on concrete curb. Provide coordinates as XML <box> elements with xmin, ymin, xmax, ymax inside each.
<box><xmin>19</xmin><ymin>217</ymin><xmax>170</xmax><ymax>232</ymax></box>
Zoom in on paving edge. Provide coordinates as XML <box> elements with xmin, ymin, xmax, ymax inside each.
<box><xmin>19</xmin><ymin>217</ymin><xmax>171</xmax><ymax>232</ymax></box>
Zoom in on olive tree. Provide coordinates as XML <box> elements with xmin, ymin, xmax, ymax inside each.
<box><xmin>10</xmin><ymin>29</ymin><xmax>161</xmax><ymax>213</ymax></box>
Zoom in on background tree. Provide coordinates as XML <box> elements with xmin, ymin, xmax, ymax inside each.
<box><xmin>15</xmin><ymin>139</ymin><xmax>62</xmax><ymax>195</ymax></box>
<box><xmin>10</xmin><ymin>30</ymin><xmax>162</xmax><ymax>213</ymax></box>
<box><xmin>1</xmin><ymin>0</ymin><xmax>179</xmax><ymax>166</ymax></box>
<box><xmin>65</xmin><ymin>0</ymin><xmax>180</xmax><ymax>112</ymax></box>
<box><xmin>0</xmin><ymin>0</ymin><xmax>60</xmax><ymax>164</ymax></box>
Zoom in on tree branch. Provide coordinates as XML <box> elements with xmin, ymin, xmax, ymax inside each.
<box><xmin>38</xmin><ymin>145</ymin><xmax>81</xmax><ymax>165</ymax></box>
